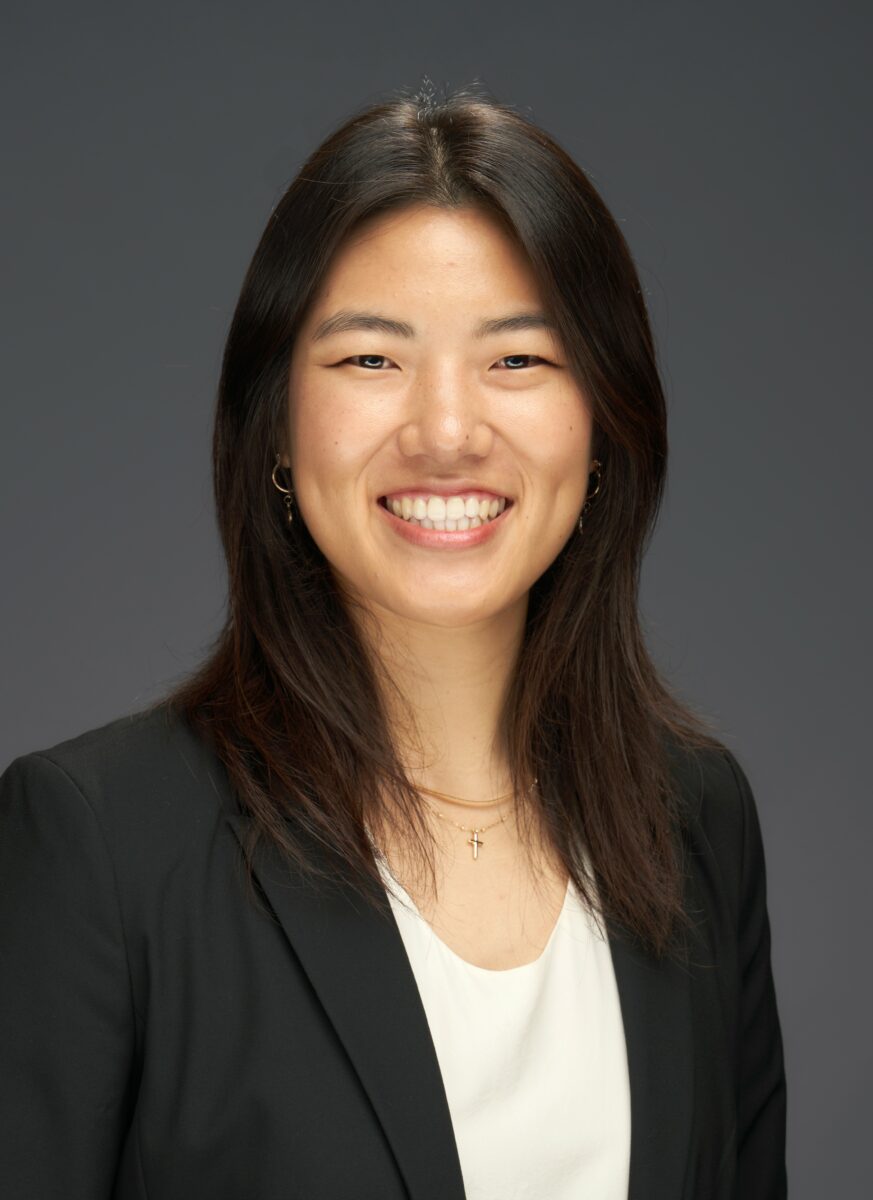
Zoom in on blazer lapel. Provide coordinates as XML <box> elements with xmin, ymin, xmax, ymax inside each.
<box><xmin>224</xmin><ymin>810</ymin><xmax>468</xmax><ymax>1200</ymax></box>
<box><xmin>224</xmin><ymin>805</ymin><xmax>694</xmax><ymax>1200</ymax></box>
<box><xmin>607</xmin><ymin>916</ymin><xmax>694</xmax><ymax>1199</ymax></box>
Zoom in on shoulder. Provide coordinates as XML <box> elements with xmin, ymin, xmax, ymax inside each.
<box><xmin>662</xmin><ymin>730</ymin><xmax>773</xmax><ymax>931</ymax></box>
<box><xmin>0</xmin><ymin>701</ymin><xmax>236</xmax><ymax>853</ymax></box>
<box><xmin>663</xmin><ymin>729</ymin><xmax>758</xmax><ymax>835</ymax></box>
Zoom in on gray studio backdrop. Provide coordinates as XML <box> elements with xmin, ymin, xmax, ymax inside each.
<box><xmin>2</xmin><ymin>1</ymin><xmax>870</xmax><ymax>1194</ymax></box>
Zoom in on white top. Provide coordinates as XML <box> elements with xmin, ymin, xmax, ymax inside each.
<box><xmin>373</xmin><ymin>849</ymin><xmax>632</xmax><ymax>1200</ymax></box>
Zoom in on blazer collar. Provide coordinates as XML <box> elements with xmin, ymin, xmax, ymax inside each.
<box><xmin>222</xmin><ymin>804</ymin><xmax>694</xmax><ymax>1200</ymax></box>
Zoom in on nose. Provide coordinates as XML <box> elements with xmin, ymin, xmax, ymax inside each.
<box><xmin>396</xmin><ymin>364</ymin><xmax>493</xmax><ymax>463</ymax></box>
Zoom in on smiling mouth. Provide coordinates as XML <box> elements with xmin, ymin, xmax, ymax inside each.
<box><xmin>377</xmin><ymin>495</ymin><xmax>513</xmax><ymax>530</ymax></box>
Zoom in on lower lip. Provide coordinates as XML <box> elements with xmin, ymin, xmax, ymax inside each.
<box><xmin>376</xmin><ymin>499</ymin><xmax>514</xmax><ymax>548</ymax></box>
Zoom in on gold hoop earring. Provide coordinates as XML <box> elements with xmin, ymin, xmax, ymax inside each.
<box><xmin>578</xmin><ymin>459</ymin><xmax>602</xmax><ymax>534</ymax></box>
<box><xmin>271</xmin><ymin>454</ymin><xmax>294</xmax><ymax>525</ymax></box>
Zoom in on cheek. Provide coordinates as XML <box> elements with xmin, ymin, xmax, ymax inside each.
<box><xmin>289</xmin><ymin>388</ymin><xmax>378</xmax><ymax>496</ymax></box>
<box><xmin>535</xmin><ymin>408</ymin><xmax>593</xmax><ymax>490</ymax></box>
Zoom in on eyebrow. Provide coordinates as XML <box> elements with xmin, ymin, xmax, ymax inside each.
<box><xmin>310</xmin><ymin>308</ymin><xmax>558</xmax><ymax>343</ymax></box>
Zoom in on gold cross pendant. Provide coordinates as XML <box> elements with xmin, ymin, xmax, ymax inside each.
<box><xmin>468</xmin><ymin>830</ymin><xmax>484</xmax><ymax>860</ymax></box>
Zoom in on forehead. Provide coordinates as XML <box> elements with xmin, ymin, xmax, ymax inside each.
<box><xmin>343</xmin><ymin>200</ymin><xmax>520</xmax><ymax>249</ymax></box>
<box><xmin>301</xmin><ymin>204</ymin><xmax>550</xmax><ymax>337</ymax></box>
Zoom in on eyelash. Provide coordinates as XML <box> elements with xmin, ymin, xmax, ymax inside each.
<box><xmin>339</xmin><ymin>354</ymin><xmax>551</xmax><ymax>371</ymax></box>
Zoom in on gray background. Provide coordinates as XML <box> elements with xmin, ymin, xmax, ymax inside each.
<box><xmin>2</xmin><ymin>1</ymin><xmax>870</xmax><ymax>1192</ymax></box>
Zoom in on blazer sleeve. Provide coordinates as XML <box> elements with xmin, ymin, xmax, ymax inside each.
<box><xmin>0</xmin><ymin>752</ymin><xmax>136</xmax><ymax>1199</ymax></box>
<box><xmin>725</xmin><ymin>750</ymin><xmax>788</xmax><ymax>1199</ymax></box>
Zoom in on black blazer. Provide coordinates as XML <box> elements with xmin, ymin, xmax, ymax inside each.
<box><xmin>0</xmin><ymin>702</ymin><xmax>787</xmax><ymax>1199</ymax></box>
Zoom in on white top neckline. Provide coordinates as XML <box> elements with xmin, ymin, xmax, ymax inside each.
<box><xmin>376</xmin><ymin>860</ymin><xmax>573</xmax><ymax>977</ymax></box>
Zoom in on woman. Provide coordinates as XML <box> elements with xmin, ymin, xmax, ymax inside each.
<box><xmin>0</xmin><ymin>83</ymin><xmax>787</xmax><ymax>1198</ymax></box>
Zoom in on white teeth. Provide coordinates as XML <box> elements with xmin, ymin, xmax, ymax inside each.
<box><xmin>381</xmin><ymin>492</ymin><xmax>510</xmax><ymax>530</ymax></box>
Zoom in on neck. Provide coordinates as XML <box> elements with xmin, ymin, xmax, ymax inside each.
<box><xmin>354</xmin><ymin>592</ymin><xmax>529</xmax><ymax>801</ymax></box>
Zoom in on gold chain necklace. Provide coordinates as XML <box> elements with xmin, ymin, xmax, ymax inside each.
<box><xmin>414</xmin><ymin>778</ymin><xmax>538</xmax><ymax>861</ymax></box>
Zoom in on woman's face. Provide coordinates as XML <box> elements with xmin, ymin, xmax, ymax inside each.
<box><xmin>283</xmin><ymin>203</ymin><xmax>594</xmax><ymax>629</ymax></box>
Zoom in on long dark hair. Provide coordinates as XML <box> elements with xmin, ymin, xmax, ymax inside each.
<box><xmin>159</xmin><ymin>80</ymin><xmax>725</xmax><ymax>961</ymax></box>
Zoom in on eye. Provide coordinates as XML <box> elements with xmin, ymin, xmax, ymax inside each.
<box><xmin>342</xmin><ymin>354</ymin><xmax>395</xmax><ymax>370</ymax></box>
<box><xmin>338</xmin><ymin>352</ymin><xmax>553</xmax><ymax>371</ymax></box>
<box><xmin>494</xmin><ymin>354</ymin><xmax>549</xmax><ymax>370</ymax></box>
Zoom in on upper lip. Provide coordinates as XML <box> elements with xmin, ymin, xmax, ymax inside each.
<box><xmin>379</xmin><ymin>480</ymin><xmax>513</xmax><ymax>500</ymax></box>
